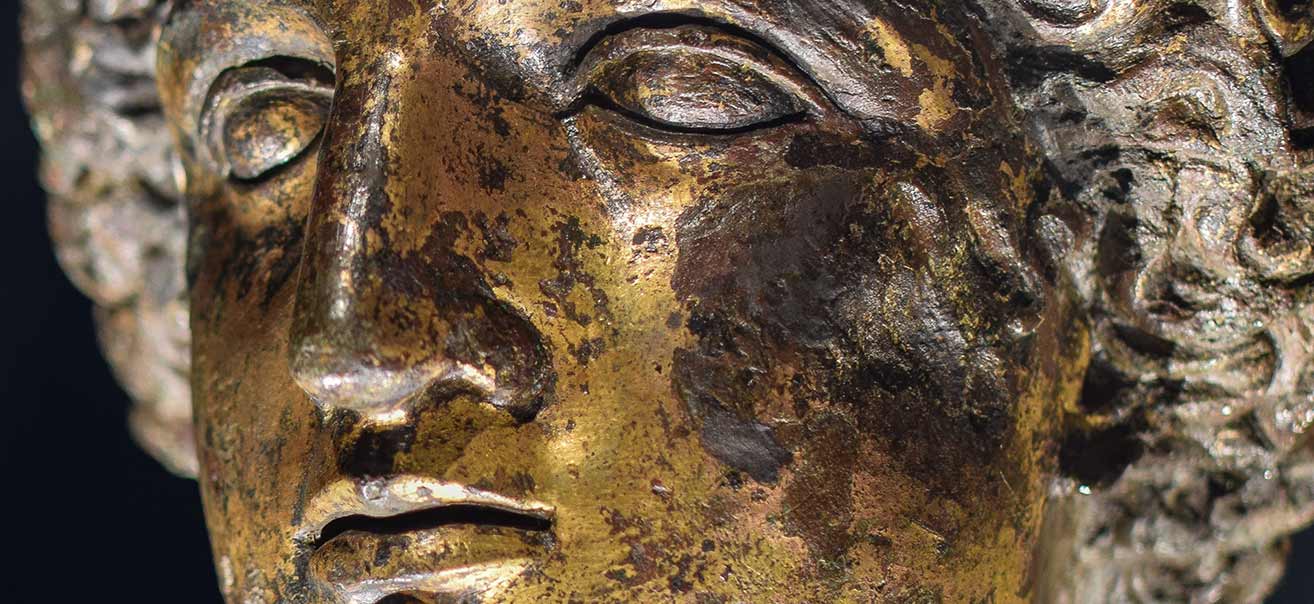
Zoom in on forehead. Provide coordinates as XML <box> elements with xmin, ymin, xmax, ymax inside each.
<box><xmin>299</xmin><ymin>0</ymin><xmax>886</xmax><ymax>28</ymax></box>
<box><xmin>164</xmin><ymin>0</ymin><xmax>994</xmax><ymax>143</ymax></box>
<box><xmin>292</xmin><ymin>0</ymin><xmax>946</xmax><ymax>52</ymax></box>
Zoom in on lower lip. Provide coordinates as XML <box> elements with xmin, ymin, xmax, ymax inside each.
<box><xmin>309</xmin><ymin>524</ymin><xmax>551</xmax><ymax>602</ymax></box>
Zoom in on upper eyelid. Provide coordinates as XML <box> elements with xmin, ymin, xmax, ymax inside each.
<box><xmin>574</xmin><ymin>38</ymin><xmax>784</xmax><ymax>82</ymax></box>
<box><xmin>570</xmin><ymin>14</ymin><xmax>776</xmax><ymax>67</ymax></box>
<box><xmin>198</xmin><ymin>58</ymin><xmax>336</xmax><ymax>136</ymax></box>
<box><xmin>201</xmin><ymin>58</ymin><xmax>335</xmax><ymax>107</ymax></box>
<box><xmin>160</xmin><ymin>2</ymin><xmax>334</xmax><ymax>144</ymax></box>
<box><xmin>568</xmin><ymin>14</ymin><xmax>818</xmax><ymax>79</ymax></box>
<box><xmin>561</xmin><ymin>20</ymin><xmax>827</xmax><ymax>114</ymax></box>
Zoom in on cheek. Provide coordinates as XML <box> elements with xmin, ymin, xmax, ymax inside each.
<box><xmin>659</xmin><ymin>166</ymin><xmax>1059</xmax><ymax>576</ymax></box>
<box><xmin>665</xmin><ymin>170</ymin><xmax>873</xmax><ymax>483</ymax></box>
<box><xmin>186</xmin><ymin>161</ymin><xmax>326</xmax><ymax>485</ymax></box>
<box><xmin>189</xmin><ymin>223</ymin><xmax>308</xmax><ymax>453</ymax></box>
<box><xmin>186</xmin><ymin>148</ymin><xmax>319</xmax><ymax>312</ymax></box>
<box><xmin>666</xmin><ymin>167</ymin><xmax>1033</xmax><ymax>486</ymax></box>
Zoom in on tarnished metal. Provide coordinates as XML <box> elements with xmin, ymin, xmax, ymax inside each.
<box><xmin>20</xmin><ymin>0</ymin><xmax>1314</xmax><ymax>602</ymax></box>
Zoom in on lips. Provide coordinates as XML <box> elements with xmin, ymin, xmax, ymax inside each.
<box><xmin>295</xmin><ymin>476</ymin><xmax>555</xmax><ymax>603</ymax></box>
<box><xmin>310</xmin><ymin>503</ymin><xmax>552</xmax><ymax>549</ymax></box>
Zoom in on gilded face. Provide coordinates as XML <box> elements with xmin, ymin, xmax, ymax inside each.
<box><xmin>158</xmin><ymin>0</ymin><xmax>1085</xmax><ymax>601</ymax></box>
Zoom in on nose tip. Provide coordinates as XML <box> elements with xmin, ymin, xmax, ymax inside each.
<box><xmin>284</xmin><ymin>243</ymin><xmax>550</xmax><ymax>421</ymax></box>
<box><xmin>285</xmin><ymin>274</ymin><xmax>509</xmax><ymax>418</ymax></box>
<box><xmin>289</xmin><ymin>336</ymin><xmax>472</xmax><ymax>416</ymax></box>
<box><xmin>288</xmin><ymin>317</ymin><xmax>542</xmax><ymax>422</ymax></box>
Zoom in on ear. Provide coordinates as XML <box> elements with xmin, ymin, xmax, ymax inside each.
<box><xmin>24</xmin><ymin>0</ymin><xmax>198</xmax><ymax>477</ymax></box>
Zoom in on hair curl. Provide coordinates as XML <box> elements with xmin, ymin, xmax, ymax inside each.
<box><xmin>974</xmin><ymin>0</ymin><xmax>1314</xmax><ymax>601</ymax></box>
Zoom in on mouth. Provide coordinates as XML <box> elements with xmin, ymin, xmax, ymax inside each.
<box><xmin>296</xmin><ymin>477</ymin><xmax>555</xmax><ymax>603</ymax></box>
<box><xmin>309</xmin><ymin>503</ymin><xmax>552</xmax><ymax>551</ymax></box>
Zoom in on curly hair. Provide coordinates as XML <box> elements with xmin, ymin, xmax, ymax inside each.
<box><xmin>21</xmin><ymin>0</ymin><xmax>1314</xmax><ymax>601</ymax></box>
<box><xmin>22</xmin><ymin>0</ymin><xmax>192</xmax><ymax>475</ymax></box>
<box><xmin>973</xmin><ymin>0</ymin><xmax>1314</xmax><ymax>601</ymax></box>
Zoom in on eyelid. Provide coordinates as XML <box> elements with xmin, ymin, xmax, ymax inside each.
<box><xmin>561</xmin><ymin>25</ymin><xmax>828</xmax><ymax>117</ymax></box>
<box><xmin>160</xmin><ymin>1</ymin><xmax>335</xmax><ymax>142</ymax></box>
<box><xmin>197</xmin><ymin>60</ymin><xmax>335</xmax><ymax>180</ymax></box>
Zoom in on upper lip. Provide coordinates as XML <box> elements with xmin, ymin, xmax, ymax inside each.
<box><xmin>294</xmin><ymin>475</ymin><xmax>555</xmax><ymax>551</ymax></box>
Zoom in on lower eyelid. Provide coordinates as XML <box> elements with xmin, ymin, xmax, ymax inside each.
<box><xmin>570</xmin><ymin>102</ymin><xmax>810</xmax><ymax>142</ymax></box>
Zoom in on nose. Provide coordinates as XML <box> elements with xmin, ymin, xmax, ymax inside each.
<box><xmin>288</xmin><ymin>50</ymin><xmax>551</xmax><ymax>422</ymax></box>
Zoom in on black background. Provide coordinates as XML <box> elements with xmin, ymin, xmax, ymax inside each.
<box><xmin>0</xmin><ymin>4</ymin><xmax>1311</xmax><ymax>603</ymax></box>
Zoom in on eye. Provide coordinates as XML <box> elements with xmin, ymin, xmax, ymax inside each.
<box><xmin>199</xmin><ymin>58</ymin><xmax>335</xmax><ymax>181</ymax></box>
<box><xmin>571</xmin><ymin>25</ymin><xmax>815</xmax><ymax>134</ymax></box>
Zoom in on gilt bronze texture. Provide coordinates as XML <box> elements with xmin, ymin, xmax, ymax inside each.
<box><xmin>20</xmin><ymin>0</ymin><xmax>1314</xmax><ymax>602</ymax></box>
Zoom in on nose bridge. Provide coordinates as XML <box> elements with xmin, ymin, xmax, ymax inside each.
<box><xmin>290</xmin><ymin>46</ymin><xmax>449</xmax><ymax>413</ymax></box>
<box><xmin>307</xmin><ymin>50</ymin><xmax>405</xmax><ymax>316</ymax></box>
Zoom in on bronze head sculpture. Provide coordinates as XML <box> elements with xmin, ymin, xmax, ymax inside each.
<box><xmin>21</xmin><ymin>0</ymin><xmax>1314</xmax><ymax>602</ymax></box>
